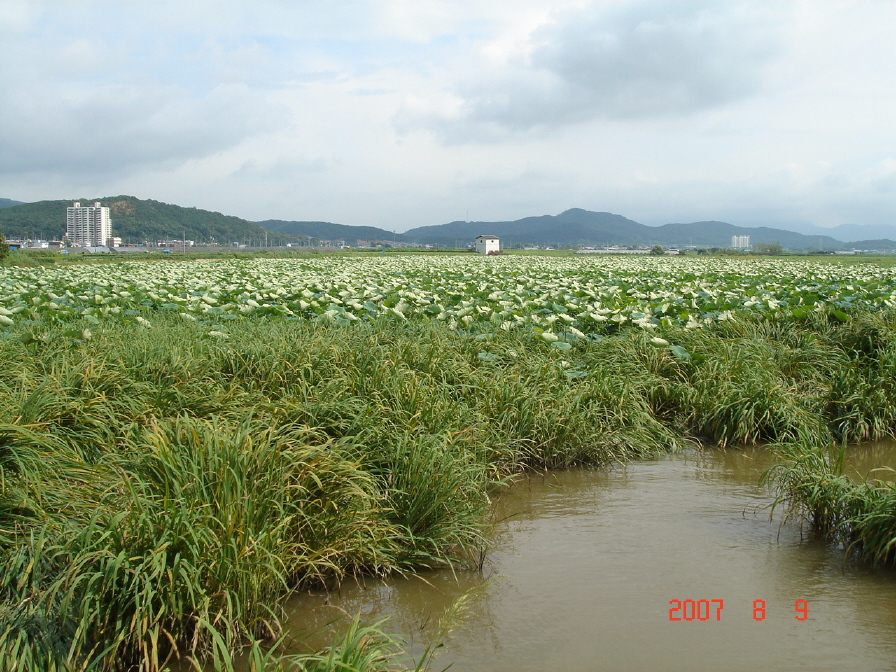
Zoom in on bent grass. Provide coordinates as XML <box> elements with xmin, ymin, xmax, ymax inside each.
<box><xmin>2</xmin><ymin>309</ymin><xmax>896</xmax><ymax>667</ymax></box>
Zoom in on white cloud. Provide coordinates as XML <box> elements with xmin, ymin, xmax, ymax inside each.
<box><xmin>232</xmin><ymin>154</ymin><xmax>336</xmax><ymax>178</ymax></box>
<box><xmin>397</xmin><ymin>1</ymin><xmax>791</xmax><ymax>141</ymax></box>
<box><xmin>2</xmin><ymin>0</ymin><xmax>896</xmax><ymax>233</ymax></box>
<box><xmin>0</xmin><ymin>81</ymin><xmax>285</xmax><ymax>177</ymax></box>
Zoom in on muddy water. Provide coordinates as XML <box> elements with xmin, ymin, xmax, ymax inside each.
<box><xmin>284</xmin><ymin>444</ymin><xmax>896</xmax><ymax>672</ymax></box>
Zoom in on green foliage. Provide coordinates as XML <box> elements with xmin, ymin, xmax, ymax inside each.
<box><xmin>260</xmin><ymin>219</ymin><xmax>399</xmax><ymax>246</ymax></box>
<box><xmin>0</xmin><ymin>196</ymin><xmax>305</xmax><ymax>246</ymax></box>
<box><xmin>4</xmin><ymin>296</ymin><xmax>896</xmax><ymax>666</ymax></box>
<box><xmin>765</xmin><ymin>441</ymin><xmax>896</xmax><ymax>566</ymax></box>
<box><xmin>4</xmin><ymin>255</ymin><xmax>896</xmax><ymax>332</ymax></box>
<box><xmin>649</xmin><ymin>244</ymin><xmax>665</xmax><ymax>256</ymax></box>
<box><xmin>753</xmin><ymin>241</ymin><xmax>784</xmax><ymax>256</ymax></box>
<box><xmin>245</xmin><ymin>615</ymin><xmax>419</xmax><ymax>672</ymax></box>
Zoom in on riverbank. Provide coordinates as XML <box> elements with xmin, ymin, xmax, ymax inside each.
<box><xmin>284</xmin><ymin>446</ymin><xmax>896</xmax><ymax>672</ymax></box>
<box><xmin>2</xmin><ymin>310</ymin><xmax>896</xmax><ymax>669</ymax></box>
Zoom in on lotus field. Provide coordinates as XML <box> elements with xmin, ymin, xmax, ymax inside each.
<box><xmin>2</xmin><ymin>256</ymin><xmax>895</xmax><ymax>335</ymax></box>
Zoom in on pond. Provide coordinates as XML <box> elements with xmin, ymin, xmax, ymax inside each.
<box><xmin>282</xmin><ymin>444</ymin><xmax>896</xmax><ymax>672</ymax></box>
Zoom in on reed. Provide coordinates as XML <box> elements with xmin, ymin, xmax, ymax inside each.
<box><xmin>241</xmin><ymin>615</ymin><xmax>415</xmax><ymax>672</ymax></box>
<box><xmin>764</xmin><ymin>440</ymin><xmax>896</xmax><ymax>566</ymax></box>
<box><xmin>3</xmin><ymin>308</ymin><xmax>896</xmax><ymax>666</ymax></box>
<box><xmin>0</xmin><ymin>416</ymin><xmax>400</xmax><ymax>670</ymax></box>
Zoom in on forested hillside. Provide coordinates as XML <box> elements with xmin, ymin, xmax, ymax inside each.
<box><xmin>0</xmin><ymin>196</ymin><xmax>302</xmax><ymax>245</ymax></box>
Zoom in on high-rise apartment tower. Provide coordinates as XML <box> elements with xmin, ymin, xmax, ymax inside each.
<box><xmin>66</xmin><ymin>201</ymin><xmax>111</xmax><ymax>247</ymax></box>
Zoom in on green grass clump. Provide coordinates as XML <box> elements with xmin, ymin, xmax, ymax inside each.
<box><xmin>764</xmin><ymin>441</ymin><xmax>896</xmax><ymax>566</ymax></box>
<box><xmin>0</xmin><ymin>417</ymin><xmax>398</xmax><ymax>670</ymax></box>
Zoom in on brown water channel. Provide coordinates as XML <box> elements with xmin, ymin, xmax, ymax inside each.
<box><xmin>283</xmin><ymin>445</ymin><xmax>896</xmax><ymax>672</ymax></box>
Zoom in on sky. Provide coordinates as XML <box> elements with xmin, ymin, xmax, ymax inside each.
<box><xmin>2</xmin><ymin>0</ymin><xmax>896</xmax><ymax>232</ymax></box>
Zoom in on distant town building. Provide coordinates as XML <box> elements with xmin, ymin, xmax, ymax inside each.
<box><xmin>475</xmin><ymin>235</ymin><xmax>500</xmax><ymax>255</ymax></box>
<box><xmin>106</xmin><ymin>237</ymin><xmax>122</xmax><ymax>248</ymax></box>
<box><xmin>66</xmin><ymin>201</ymin><xmax>111</xmax><ymax>247</ymax></box>
<box><xmin>731</xmin><ymin>235</ymin><xmax>751</xmax><ymax>249</ymax></box>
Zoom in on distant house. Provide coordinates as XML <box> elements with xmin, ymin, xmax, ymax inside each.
<box><xmin>475</xmin><ymin>235</ymin><xmax>500</xmax><ymax>255</ymax></box>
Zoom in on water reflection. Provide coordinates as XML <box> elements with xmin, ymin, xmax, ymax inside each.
<box><xmin>282</xmin><ymin>443</ymin><xmax>896</xmax><ymax>672</ymax></box>
<box><xmin>844</xmin><ymin>439</ymin><xmax>896</xmax><ymax>482</ymax></box>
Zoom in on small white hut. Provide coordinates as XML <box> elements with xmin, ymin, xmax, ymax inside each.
<box><xmin>475</xmin><ymin>235</ymin><xmax>500</xmax><ymax>255</ymax></box>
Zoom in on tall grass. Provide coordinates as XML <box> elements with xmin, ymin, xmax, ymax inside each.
<box><xmin>764</xmin><ymin>440</ymin><xmax>896</xmax><ymax>566</ymax></box>
<box><xmin>0</xmin><ymin>417</ymin><xmax>398</xmax><ymax>670</ymax></box>
<box><xmin>3</xmin><ymin>308</ymin><xmax>896</xmax><ymax>666</ymax></box>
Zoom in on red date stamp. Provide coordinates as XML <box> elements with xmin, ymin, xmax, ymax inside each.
<box><xmin>669</xmin><ymin>599</ymin><xmax>809</xmax><ymax>621</ymax></box>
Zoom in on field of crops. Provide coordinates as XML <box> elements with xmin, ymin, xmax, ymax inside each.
<box><xmin>2</xmin><ymin>256</ymin><xmax>896</xmax><ymax>335</ymax></box>
<box><xmin>3</xmin><ymin>254</ymin><xmax>896</xmax><ymax>671</ymax></box>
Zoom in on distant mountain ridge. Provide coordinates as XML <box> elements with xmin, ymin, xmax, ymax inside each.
<box><xmin>768</xmin><ymin>221</ymin><xmax>896</xmax><ymax>242</ymax></box>
<box><xmin>397</xmin><ymin>209</ymin><xmax>886</xmax><ymax>250</ymax></box>
<box><xmin>402</xmin><ymin>209</ymin><xmax>643</xmax><ymax>247</ymax></box>
<box><xmin>258</xmin><ymin>209</ymin><xmax>894</xmax><ymax>250</ymax></box>
<box><xmin>0</xmin><ymin>199</ymin><xmax>23</xmax><ymax>209</ymax></box>
<box><xmin>1</xmin><ymin>196</ymin><xmax>893</xmax><ymax>250</ymax></box>
<box><xmin>259</xmin><ymin>220</ymin><xmax>406</xmax><ymax>245</ymax></box>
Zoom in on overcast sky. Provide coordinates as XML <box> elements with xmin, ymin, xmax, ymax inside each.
<box><xmin>3</xmin><ymin>1</ymin><xmax>895</xmax><ymax>231</ymax></box>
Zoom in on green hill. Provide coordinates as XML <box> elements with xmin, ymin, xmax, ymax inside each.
<box><xmin>258</xmin><ymin>220</ymin><xmax>405</xmax><ymax>245</ymax></box>
<box><xmin>0</xmin><ymin>199</ymin><xmax>23</xmax><ymax>209</ymax></box>
<box><xmin>0</xmin><ymin>196</ymin><xmax>301</xmax><ymax>245</ymax></box>
<box><xmin>403</xmin><ymin>209</ymin><xmax>647</xmax><ymax>247</ymax></box>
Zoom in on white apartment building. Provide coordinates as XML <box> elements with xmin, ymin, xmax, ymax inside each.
<box><xmin>66</xmin><ymin>201</ymin><xmax>111</xmax><ymax>247</ymax></box>
<box><xmin>731</xmin><ymin>235</ymin><xmax>751</xmax><ymax>249</ymax></box>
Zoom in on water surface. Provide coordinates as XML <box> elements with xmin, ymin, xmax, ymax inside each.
<box><xmin>284</xmin><ymin>444</ymin><xmax>896</xmax><ymax>671</ymax></box>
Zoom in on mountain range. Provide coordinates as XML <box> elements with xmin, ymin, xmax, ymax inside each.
<box><xmin>1</xmin><ymin>196</ymin><xmax>894</xmax><ymax>251</ymax></box>
<box><xmin>767</xmin><ymin>220</ymin><xmax>896</xmax><ymax>242</ymax></box>
<box><xmin>267</xmin><ymin>208</ymin><xmax>896</xmax><ymax>250</ymax></box>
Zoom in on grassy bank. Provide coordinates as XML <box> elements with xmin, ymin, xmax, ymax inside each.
<box><xmin>3</xmin><ymin>308</ymin><xmax>896</xmax><ymax>669</ymax></box>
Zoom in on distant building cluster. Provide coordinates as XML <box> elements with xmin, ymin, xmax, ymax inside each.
<box><xmin>731</xmin><ymin>235</ymin><xmax>751</xmax><ymax>249</ymax></box>
<box><xmin>66</xmin><ymin>201</ymin><xmax>111</xmax><ymax>247</ymax></box>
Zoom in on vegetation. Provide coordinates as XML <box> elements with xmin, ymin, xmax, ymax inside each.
<box><xmin>259</xmin><ymin>220</ymin><xmax>404</xmax><ymax>247</ymax></box>
<box><xmin>0</xmin><ymin>196</ymin><xmax>305</xmax><ymax>246</ymax></box>
<box><xmin>753</xmin><ymin>242</ymin><xmax>784</xmax><ymax>256</ymax></box>
<box><xmin>765</xmin><ymin>441</ymin><xmax>896</xmax><ymax>566</ymax></box>
<box><xmin>762</xmin><ymin>308</ymin><xmax>896</xmax><ymax>563</ymax></box>
<box><xmin>2</xmin><ymin>254</ymin><xmax>896</xmax><ymax>668</ymax></box>
<box><xmin>1</xmin><ymin>255</ymin><xmax>896</xmax><ymax>331</ymax></box>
